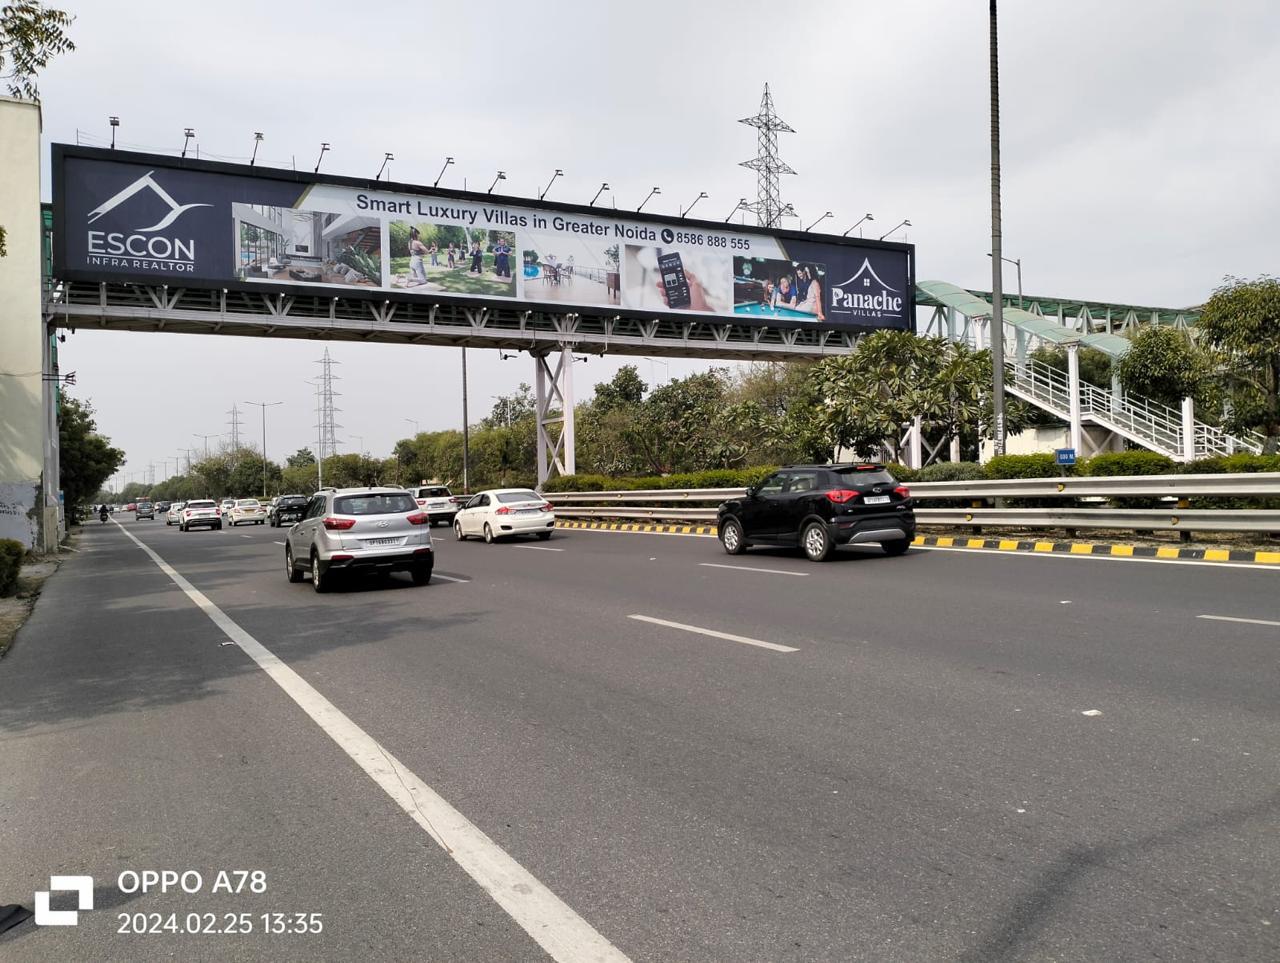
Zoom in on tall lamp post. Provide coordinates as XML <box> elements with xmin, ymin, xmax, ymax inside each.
<box><xmin>987</xmin><ymin>253</ymin><xmax>1022</xmax><ymax>308</ymax></box>
<box><xmin>244</xmin><ymin>401</ymin><xmax>282</xmax><ymax>498</ymax></box>
<box><xmin>989</xmin><ymin>0</ymin><xmax>1007</xmax><ymax>456</ymax></box>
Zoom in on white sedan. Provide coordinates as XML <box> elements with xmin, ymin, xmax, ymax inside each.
<box><xmin>227</xmin><ymin>498</ymin><xmax>267</xmax><ymax>526</ymax></box>
<box><xmin>165</xmin><ymin>502</ymin><xmax>186</xmax><ymax>525</ymax></box>
<box><xmin>454</xmin><ymin>489</ymin><xmax>555</xmax><ymax>543</ymax></box>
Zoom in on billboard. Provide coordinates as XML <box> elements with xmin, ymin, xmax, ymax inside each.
<box><xmin>52</xmin><ymin>145</ymin><xmax>914</xmax><ymax>332</ymax></box>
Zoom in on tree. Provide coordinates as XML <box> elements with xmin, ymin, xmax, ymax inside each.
<box><xmin>58</xmin><ymin>395</ymin><xmax>124</xmax><ymax>520</ymax></box>
<box><xmin>1197</xmin><ymin>275</ymin><xmax>1280</xmax><ymax>452</ymax></box>
<box><xmin>1115</xmin><ymin>326</ymin><xmax>1206</xmax><ymax>410</ymax></box>
<box><xmin>482</xmin><ymin>383</ymin><xmax>535</xmax><ymax>429</ymax></box>
<box><xmin>287</xmin><ymin>447</ymin><xmax>316</xmax><ymax>468</ymax></box>
<box><xmin>1030</xmin><ymin>344</ymin><xmax>1113</xmax><ymax>387</ymax></box>
<box><xmin>591</xmin><ymin>365</ymin><xmax>646</xmax><ymax>412</ymax></box>
<box><xmin>0</xmin><ymin>3</ymin><xmax>75</xmax><ymax>256</ymax></box>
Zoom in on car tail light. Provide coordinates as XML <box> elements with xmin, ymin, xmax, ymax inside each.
<box><xmin>416</xmin><ymin>498</ymin><xmax>426</xmax><ymax>507</ymax></box>
<box><xmin>406</xmin><ymin>512</ymin><xmax>429</xmax><ymax>525</ymax></box>
<box><xmin>825</xmin><ymin>489</ymin><xmax>861</xmax><ymax>504</ymax></box>
<box><xmin>322</xmin><ymin>516</ymin><xmax>356</xmax><ymax>530</ymax></box>
<box><xmin>540</xmin><ymin>503</ymin><xmax>554</xmax><ymax>512</ymax></box>
<box><xmin>449</xmin><ymin>496</ymin><xmax>459</xmax><ymax>504</ymax></box>
<box><xmin>894</xmin><ymin>485</ymin><xmax>911</xmax><ymax>498</ymax></box>
<box><xmin>329</xmin><ymin>554</ymin><xmax>353</xmax><ymax>562</ymax></box>
<box><xmin>495</xmin><ymin>505</ymin><xmax>512</xmax><ymax>515</ymax></box>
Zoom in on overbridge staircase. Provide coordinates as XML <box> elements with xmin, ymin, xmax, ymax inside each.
<box><xmin>1006</xmin><ymin>357</ymin><xmax>1263</xmax><ymax>460</ymax></box>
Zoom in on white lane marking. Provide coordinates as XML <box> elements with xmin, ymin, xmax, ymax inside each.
<box><xmin>627</xmin><ymin>614</ymin><xmax>798</xmax><ymax>653</ymax></box>
<box><xmin>273</xmin><ymin>541</ymin><xmax>286</xmax><ymax>545</ymax></box>
<box><xmin>1081</xmin><ymin>709</ymin><xmax>1103</xmax><ymax>717</ymax></box>
<box><xmin>240</xmin><ymin>534</ymin><xmax>252</xmax><ymax>538</ymax></box>
<box><xmin>1197</xmin><ymin>614</ymin><xmax>1280</xmax><ymax>627</ymax></box>
<box><xmin>699</xmin><ymin>562</ymin><xmax>808</xmax><ymax>577</ymax></box>
<box><xmin>912</xmin><ymin>544</ymin><xmax>1280</xmax><ymax>572</ymax></box>
<box><xmin>513</xmin><ymin>545</ymin><xmax>564</xmax><ymax>552</ymax></box>
<box><xmin>109</xmin><ymin>519</ymin><xmax>628</xmax><ymax>963</ymax></box>
<box><xmin>431</xmin><ymin>573</ymin><xmax>470</xmax><ymax>583</ymax></box>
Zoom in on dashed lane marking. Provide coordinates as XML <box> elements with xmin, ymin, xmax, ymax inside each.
<box><xmin>627</xmin><ymin>614</ymin><xmax>799</xmax><ymax>653</ymax></box>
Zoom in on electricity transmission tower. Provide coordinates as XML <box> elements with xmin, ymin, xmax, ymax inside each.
<box><xmin>739</xmin><ymin>83</ymin><xmax>796</xmax><ymax>229</ymax></box>
<box><xmin>314</xmin><ymin>347</ymin><xmax>342</xmax><ymax>463</ymax></box>
<box><xmin>227</xmin><ymin>403</ymin><xmax>244</xmax><ymax>450</ymax></box>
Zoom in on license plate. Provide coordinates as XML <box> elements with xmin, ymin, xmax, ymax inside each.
<box><xmin>516</xmin><ymin>509</ymin><xmax>541</xmax><ymax>515</ymax></box>
<box><xmin>364</xmin><ymin>537</ymin><xmax>400</xmax><ymax>546</ymax></box>
<box><xmin>864</xmin><ymin>495</ymin><xmax>891</xmax><ymax>505</ymax></box>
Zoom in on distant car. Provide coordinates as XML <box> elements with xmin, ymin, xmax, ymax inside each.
<box><xmin>166</xmin><ymin>502</ymin><xmax>186</xmax><ymax>525</ymax></box>
<box><xmin>269</xmin><ymin>494</ymin><xmax>309</xmax><ymax>527</ymax></box>
<box><xmin>135</xmin><ymin>501</ymin><xmax>155</xmax><ymax>520</ymax></box>
<box><xmin>125</xmin><ymin>503</ymin><xmax>137</xmax><ymax>512</ymax></box>
<box><xmin>453</xmin><ymin>489</ymin><xmax>555</xmax><ymax>543</ymax></box>
<box><xmin>180</xmin><ymin>499</ymin><xmax>222</xmax><ymax>532</ymax></box>
<box><xmin>154</xmin><ymin>501</ymin><xmax>171</xmax><ymax>513</ymax></box>
<box><xmin>411</xmin><ymin>485</ymin><xmax>459</xmax><ymax>526</ymax></box>
<box><xmin>716</xmin><ymin>463</ymin><xmax>915</xmax><ymax>562</ymax></box>
<box><xmin>284</xmin><ymin>487</ymin><xmax>432</xmax><ymax>592</ymax></box>
<box><xmin>219</xmin><ymin>498</ymin><xmax>235</xmax><ymax>515</ymax></box>
<box><xmin>227</xmin><ymin>498</ymin><xmax>267</xmax><ymax>526</ymax></box>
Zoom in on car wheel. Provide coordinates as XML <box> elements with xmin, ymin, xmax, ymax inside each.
<box><xmin>410</xmin><ymin>565</ymin><xmax>432</xmax><ymax>586</ymax></box>
<box><xmin>801</xmin><ymin>522</ymin><xmax>833</xmax><ymax>562</ymax></box>
<box><xmin>882</xmin><ymin>538</ymin><xmax>910</xmax><ymax>557</ymax></box>
<box><xmin>179</xmin><ymin>523</ymin><xmax>186</xmax><ymax>532</ymax></box>
<box><xmin>454</xmin><ymin>521</ymin><xmax>465</xmax><ymax>541</ymax></box>
<box><xmin>720</xmin><ymin>518</ymin><xmax>748</xmax><ymax>555</ymax></box>
<box><xmin>215</xmin><ymin>523</ymin><xmax>222</xmax><ymax>530</ymax></box>
<box><xmin>536</xmin><ymin>531</ymin><xmax>552</xmax><ymax>541</ymax></box>
<box><xmin>310</xmin><ymin>550</ymin><xmax>329</xmax><ymax>593</ymax></box>
<box><xmin>285</xmin><ymin>544</ymin><xmax>305</xmax><ymax>583</ymax></box>
<box><xmin>483</xmin><ymin>523</ymin><xmax>494</xmax><ymax>544</ymax></box>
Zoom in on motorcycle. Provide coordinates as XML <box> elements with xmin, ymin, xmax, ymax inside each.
<box><xmin>99</xmin><ymin>509</ymin><xmax>109</xmax><ymax>524</ymax></box>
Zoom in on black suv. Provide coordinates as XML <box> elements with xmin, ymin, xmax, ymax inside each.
<box><xmin>717</xmin><ymin>464</ymin><xmax>915</xmax><ymax>561</ymax></box>
<box><xmin>269</xmin><ymin>494</ymin><xmax>309</xmax><ymax>527</ymax></box>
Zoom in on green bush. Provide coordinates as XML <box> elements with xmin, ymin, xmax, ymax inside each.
<box><xmin>983</xmin><ymin>453</ymin><xmax>1066</xmax><ymax>479</ymax></box>
<box><xmin>884</xmin><ymin>462</ymin><xmax>917</xmax><ymax>483</ymax></box>
<box><xmin>1179</xmin><ymin>453</ymin><xmax>1280</xmax><ymax>474</ymax></box>
<box><xmin>0</xmin><ymin>539</ymin><xmax>24</xmax><ymax>597</ymax></box>
<box><xmin>916</xmin><ymin>461</ymin><xmax>984</xmax><ymax>482</ymax></box>
<box><xmin>1082</xmin><ymin>451</ymin><xmax>1175</xmax><ymax>476</ymax></box>
<box><xmin>542</xmin><ymin>467</ymin><xmax>777</xmax><ymax>493</ymax></box>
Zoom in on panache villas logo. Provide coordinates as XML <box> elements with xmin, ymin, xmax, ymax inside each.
<box><xmin>85</xmin><ymin>171</ymin><xmax>212</xmax><ymax>273</ymax></box>
<box><xmin>830</xmin><ymin>258</ymin><xmax>904</xmax><ymax>318</ymax></box>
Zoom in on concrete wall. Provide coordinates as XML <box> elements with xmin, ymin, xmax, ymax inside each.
<box><xmin>0</xmin><ymin>98</ymin><xmax>46</xmax><ymax>550</ymax></box>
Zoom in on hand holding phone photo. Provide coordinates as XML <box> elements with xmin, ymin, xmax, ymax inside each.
<box><xmin>656</xmin><ymin>251</ymin><xmax>692</xmax><ymax>309</ymax></box>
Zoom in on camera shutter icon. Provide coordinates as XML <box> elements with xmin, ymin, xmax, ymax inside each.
<box><xmin>34</xmin><ymin>876</ymin><xmax>94</xmax><ymax>926</ymax></box>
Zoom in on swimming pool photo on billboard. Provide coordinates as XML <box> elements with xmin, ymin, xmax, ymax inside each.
<box><xmin>388</xmin><ymin>221</ymin><xmax>517</xmax><ymax>297</ymax></box>
<box><xmin>733</xmin><ymin>255</ymin><xmax>827</xmax><ymax>321</ymax></box>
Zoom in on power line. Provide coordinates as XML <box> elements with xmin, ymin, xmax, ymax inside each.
<box><xmin>739</xmin><ymin>83</ymin><xmax>796</xmax><ymax>229</ymax></box>
<box><xmin>227</xmin><ymin>403</ymin><xmax>244</xmax><ymax>450</ymax></box>
<box><xmin>314</xmin><ymin>347</ymin><xmax>342</xmax><ymax>462</ymax></box>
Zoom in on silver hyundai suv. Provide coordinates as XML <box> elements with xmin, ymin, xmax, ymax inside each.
<box><xmin>284</xmin><ymin>487</ymin><xmax>433</xmax><ymax>592</ymax></box>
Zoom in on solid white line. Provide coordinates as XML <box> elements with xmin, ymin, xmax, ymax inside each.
<box><xmin>1197</xmin><ymin>614</ymin><xmax>1280</xmax><ymax>627</ymax></box>
<box><xmin>912</xmin><ymin>544</ymin><xmax>1280</xmax><ymax>572</ymax></box>
<box><xmin>699</xmin><ymin>562</ymin><xmax>808</xmax><ymax>577</ymax></box>
<box><xmin>108</xmin><ymin>519</ymin><xmax>627</xmax><ymax>963</ymax></box>
<box><xmin>240</xmin><ymin>534</ymin><xmax>252</xmax><ymax>538</ymax></box>
<box><xmin>273</xmin><ymin>540</ymin><xmax>286</xmax><ymax>545</ymax></box>
<box><xmin>431</xmin><ymin>573</ymin><xmax>470</xmax><ymax>583</ymax></box>
<box><xmin>513</xmin><ymin>545</ymin><xmax>565</xmax><ymax>552</ymax></box>
<box><xmin>627</xmin><ymin>613</ymin><xmax>798</xmax><ymax>653</ymax></box>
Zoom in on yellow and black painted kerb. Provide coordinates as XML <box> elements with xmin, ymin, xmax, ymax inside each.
<box><xmin>910</xmin><ymin>534</ymin><xmax>1280</xmax><ymax>565</ymax></box>
<box><xmin>554</xmin><ymin>519</ymin><xmax>1280</xmax><ymax>565</ymax></box>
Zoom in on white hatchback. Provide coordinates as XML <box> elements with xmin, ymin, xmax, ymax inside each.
<box><xmin>454</xmin><ymin>489</ymin><xmax>555</xmax><ymax>543</ymax></box>
<box><xmin>228</xmin><ymin>498</ymin><xmax>267</xmax><ymax>526</ymax></box>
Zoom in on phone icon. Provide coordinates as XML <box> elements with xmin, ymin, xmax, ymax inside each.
<box><xmin>656</xmin><ymin>251</ymin><xmax>692</xmax><ymax>310</ymax></box>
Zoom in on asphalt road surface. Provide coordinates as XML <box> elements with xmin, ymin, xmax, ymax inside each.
<box><xmin>2</xmin><ymin>518</ymin><xmax>1277</xmax><ymax>961</ymax></box>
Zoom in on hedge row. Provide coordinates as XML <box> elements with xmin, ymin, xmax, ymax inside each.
<box><xmin>545</xmin><ymin>452</ymin><xmax>1280</xmax><ymax>493</ymax></box>
<box><xmin>0</xmin><ymin>539</ymin><xmax>25</xmax><ymax>597</ymax></box>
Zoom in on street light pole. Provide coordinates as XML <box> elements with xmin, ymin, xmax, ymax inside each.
<box><xmin>988</xmin><ymin>253</ymin><xmax>1022</xmax><ymax>309</ymax></box>
<box><xmin>461</xmin><ymin>347</ymin><xmax>470</xmax><ymax>493</ymax></box>
<box><xmin>989</xmin><ymin>0</ymin><xmax>1007</xmax><ymax>457</ymax></box>
<box><xmin>244</xmin><ymin>401</ymin><xmax>282</xmax><ymax>498</ymax></box>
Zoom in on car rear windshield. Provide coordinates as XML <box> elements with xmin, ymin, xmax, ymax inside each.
<box><xmin>334</xmin><ymin>493</ymin><xmax>417</xmax><ymax>516</ymax></box>
<box><xmin>280</xmin><ymin>496</ymin><xmax>307</xmax><ymax>505</ymax></box>
<box><xmin>137</xmin><ymin>502</ymin><xmax>152</xmax><ymax>508</ymax></box>
<box><xmin>236</xmin><ymin>499</ymin><xmax>260</xmax><ymax>507</ymax></box>
<box><xmin>187</xmin><ymin>501</ymin><xmax>215</xmax><ymax>509</ymax></box>
<box><xmin>419</xmin><ymin>487</ymin><xmax>451</xmax><ymax>498</ymax></box>
<box><xmin>496</xmin><ymin>491</ymin><xmax>543</xmax><ymax>504</ymax></box>
<box><xmin>832</xmin><ymin>468</ymin><xmax>896</xmax><ymax>487</ymax></box>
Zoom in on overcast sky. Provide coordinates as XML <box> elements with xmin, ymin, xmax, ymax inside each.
<box><xmin>36</xmin><ymin>0</ymin><xmax>1280</xmax><ymax>483</ymax></box>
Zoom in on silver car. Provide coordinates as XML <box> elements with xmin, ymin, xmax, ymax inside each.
<box><xmin>284</xmin><ymin>487</ymin><xmax>433</xmax><ymax>592</ymax></box>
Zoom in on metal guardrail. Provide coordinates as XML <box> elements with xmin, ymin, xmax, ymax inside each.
<box><xmin>545</xmin><ymin>473</ymin><xmax>1280</xmax><ymax>502</ymax></box>
<box><xmin>545</xmin><ymin>472</ymin><xmax>1280</xmax><ymax>534</ymax></box>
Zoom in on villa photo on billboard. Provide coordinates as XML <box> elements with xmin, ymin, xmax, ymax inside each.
<box><xmin>521</xmin><ymin>231</ymin><xmax>621</xmax><ymax>307</ymax></box>
<box><xmin>388</xmin><ymin>222</ymin><xmax>517</xmax><ymax>298</ymax></box>
<box><xmin>732</xmin><ymin>255</ymin><xmax>827</xmax><ymax>322</ymax></box>
<box><xmin>232</xmin><ymin>203</ymin><xmax>382</xmax><ymax>287</ymax></box>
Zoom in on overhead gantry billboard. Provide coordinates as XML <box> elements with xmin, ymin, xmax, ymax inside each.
<box><xmin>52</xmin><ymin>145</ymin><xmax>914</xmax><ymax>332</ymax></box>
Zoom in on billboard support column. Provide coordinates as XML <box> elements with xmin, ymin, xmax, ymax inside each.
<box><xmin>533</xmin><ymin>346</ymin><xmax>576</xmax><ymax>488</ymax></box>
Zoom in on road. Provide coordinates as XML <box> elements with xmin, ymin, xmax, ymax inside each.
<box><xmin>2</xmin><ymin>518</ymin><xmax>1277</xmax><ymax>961</ymax></box>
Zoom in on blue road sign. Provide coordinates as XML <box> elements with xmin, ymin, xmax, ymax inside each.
<box><xmin>1055</xmin><ymin>448</ymin><xmax>1077</xmax><ymax>466</ymax></box>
